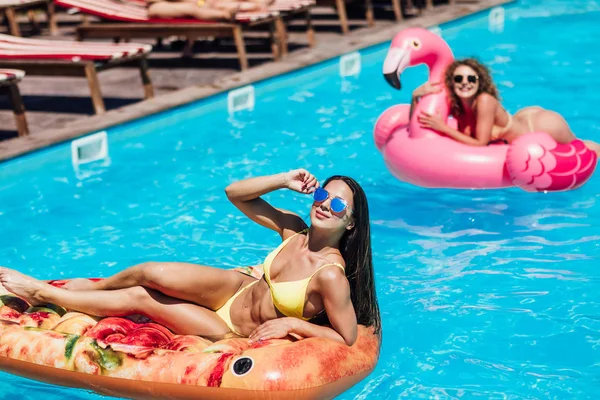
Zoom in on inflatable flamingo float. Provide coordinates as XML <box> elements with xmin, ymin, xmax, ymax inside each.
<box><xmin>374</xmin><ymin>28</ymin><xmax>597</xmax><ymax>192</ymax></box>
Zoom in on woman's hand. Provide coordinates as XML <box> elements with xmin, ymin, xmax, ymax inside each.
<box><xmin>418</xmin><ymin>111</ymin><xmax>447</xmax><ymax>133</ymax></box>
<box><xmin>412</xmin><ymin>81</ymin><xmax>442</xmax><ymax>100</ymax></box>
<box><xmin>283</xmin><ymin>169</ymin><xmax>319</xmax><ymax>194</ymax></box>
<box><xmin>249</xmin><ymin>317</ymin><xmax>298</xmax><ymax>343</ymax></box>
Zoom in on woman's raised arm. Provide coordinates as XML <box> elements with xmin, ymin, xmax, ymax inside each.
<box><xmin>225</xmin><ymin>169</ymin><xmax>317</xmax><ymax>239</ymax></box>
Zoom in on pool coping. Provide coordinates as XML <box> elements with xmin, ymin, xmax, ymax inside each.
<box><xmin>0</xmin><ymin>0</ymin><xmax>515</xmax><ymax>163</ymax></box>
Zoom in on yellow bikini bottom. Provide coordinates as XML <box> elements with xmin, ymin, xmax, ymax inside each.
<box><xmin>197</xmin><ymin>0</ymin><xmax>205</xmax><ymax>6</ymax></box>
<box><xmin>215</xmin><ymin>280</ymin><xmax>258</xmax><ymax>336</ymax></box>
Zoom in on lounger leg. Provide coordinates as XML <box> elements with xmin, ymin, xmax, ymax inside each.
<box><xmin>47</xmin><ymin>0</ymin><xmax>58</xmax><ymax>35</ymax></box>
<box><xmin>27</xmin><ymin>10</ymin><xmax>41</xmax><ymax>33</ymax></box>
<box><xmin>183</xmin><ymin>38</ymin><xmax>195</xmax><ymax>58</ymax></box>
<box><xmin>138</xmin><ymin>58</ymin><xmax>154</xmax><ymax>99</ymax></box>
<box><xmin>268</xmin><ymin>21</ymin><xmax>281</xmax><ymax>61</ymax></box>
<box><xmin>404</xmin><ymin>0</ymin><xmax>420</xmax><ymax>15</ymax></box>
<box><xmin>391</xmin><ymin>0</ymin><xmax>403</xmax><ymax>21</ymax></box>
<box><xmin>5</xmin><ymin>8</ymin><xmax>21</xmax><ymax>37</ymax></box>
<box><xmin>306</xmin><ymin>10</ymin><xmax>316</xmax><ymax>47</ymax></box>
<box><xmin>3</xmin><ymin>83</ymin><xmax>30</xmax><ymax>137</ymax></box>
<box><xmin>275</xmin><ymin>17</ymin><xmax>288</xmax><ymax>57</ymax></box>
<box><xmin>365</xmin><ymin>0</ymin><xmax>375</xmax><ymax>27</ymax></box>
<box><xmin>334</xmin><ymin>0</ymin><xmax>349</xmax><ymax>34</ymax></box>
<box><xmin>426</xmin><ymin>0</ymin><xmax>434</xmax><ymax>10</ymax></box>
<box><xmin>84</xmin><ymin>64</ymin><xmax>106</xmax><ymax>115</ymax></box>
<box><xmin>232</xmin><ymin>26</ymin><xmax>248</xmax><ymax>71</ymax></box>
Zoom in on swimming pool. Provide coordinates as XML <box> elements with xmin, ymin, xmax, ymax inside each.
<box><xmin>2</xmin><ymin>0</ymin><xmax>600</xmax><ymax>398</ymax></box>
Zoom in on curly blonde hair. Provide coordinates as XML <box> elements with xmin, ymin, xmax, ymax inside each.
<box><xmin>445</xmin><ymin>58</ymin><xmax>500</xmax><ymax>118</ymax></box>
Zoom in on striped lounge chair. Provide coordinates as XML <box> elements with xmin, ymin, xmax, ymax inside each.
<box><xmin>55</xmin><ymin>0</ymin><xmax>316</xmax><ymax>70</ymax></box>
<box><xmin>0</xmin><ymin>0</ymin><xmax>56</xmax><ymax>36</ymax></box>
<box><xmin>0</xmin><ymin>34</ymin><xmax>154</xmax><ymax>114</ymax></box>
<box><xmin>316</xmin><ymin>0</ymin><xmax>407</xmax><ymax>35</ymax></box>
<box><xmin>0</xmin><ymin>68</ymin><xmax>28</xmax><ymax>136</ymax></box>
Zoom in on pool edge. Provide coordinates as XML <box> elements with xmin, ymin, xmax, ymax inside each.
<box><xmin>0</xmin><ymin>0</ymin><xmax>516</xmax><ymax>164</ymax></box>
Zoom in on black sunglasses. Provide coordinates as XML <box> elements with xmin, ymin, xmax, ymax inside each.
<box><xmin>453</xmin><ymin>74</ymin><xmax>478</xmax><ymax>84</ymax></box>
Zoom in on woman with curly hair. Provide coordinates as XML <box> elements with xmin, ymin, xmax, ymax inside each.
<box><xmin>412</xmin><ymin>58</ymin><xmax>600</xmax><ymax>155</ymax></box>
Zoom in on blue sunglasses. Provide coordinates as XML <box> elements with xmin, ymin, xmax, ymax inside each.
<box><xmin>313</xmin><ymin>187</ymin><xmax>351</xmax><ymax>214</ymax></box>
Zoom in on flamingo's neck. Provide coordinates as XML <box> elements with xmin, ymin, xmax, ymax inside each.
<box><xmin>429</xmin><ymin>55</ymin><xmax>451</xmax><ymax>82</ymax></box>
<box><xmin>409</xmin><ymin>52</ymin><xmax>453</xmax><ymax>139</ymax></box>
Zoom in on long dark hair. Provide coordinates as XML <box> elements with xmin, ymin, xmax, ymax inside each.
<box><xmin>322</xmin><ymin>175</ymin><xmax>381</xmax><ymax>336</ymax></box>
<box><xmin>445</xmin><ymin>58</ymin><xmax>500</xmax><ymax>118</ymax></box>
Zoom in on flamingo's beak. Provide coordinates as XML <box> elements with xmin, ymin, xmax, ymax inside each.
<box><xmin>383</xmin><ymin>48</ymin><xmax>410</xmax><ymax>90</ymax></box>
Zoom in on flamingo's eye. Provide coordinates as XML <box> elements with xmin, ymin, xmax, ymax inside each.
<box><xmin>411</xmin><ymin>40</ymin><xmax>422</xmax><ymax>49</ymax></box>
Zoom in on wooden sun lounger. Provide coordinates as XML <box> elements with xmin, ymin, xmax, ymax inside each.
<box><xmin>322</xmin><ymin>0</ymin><xmax>459</xmax><ymax>35</ymax></box>
<box><xmin>0</xmin><ymin>0</ymin><xmax>56</xmax><ymax>36</ymax></box>
<box><xmin>0</xmin><ymin>34</ymin><xmax>154</xmax><ymax>114</ymax></box>
<box><xmin>316</xmin><ymin>0</ymin><xmax>375</xmax><ymax>34</ymax></box>
<box><xmin>55</xmin><ymin>0</ymin><xmax>316</xmax><ymax>71</ymax></box>
<box><xmin>0</xmin><ymin>68</ymin><xmax>28</xmax><ymax>136</ymax></box>
<box><xmin>257</xmin><ymin>0</ymin><xmax>316</xmax><ymax>57</ymax></box>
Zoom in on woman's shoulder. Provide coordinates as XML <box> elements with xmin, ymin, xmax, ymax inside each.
<box><xmin>315</xmin><ymin>255</ymin><xmax>346</xmax><ymax>279</ymax></box>
<box><xmin>313</xmin><ymin>258</ymin><xmax>349</xmax><ymax>295</ymax></box>
<box><xmin>322</xmin><ymin>254</ymin><xmax>346</xmax><ymax>268</ymax></box>
<box><xmin>475</xmin><ymin>92</ymin><xmax>500</xmax><ymax>107</ymax></box>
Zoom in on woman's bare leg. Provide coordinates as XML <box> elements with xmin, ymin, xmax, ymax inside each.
<box><xmin>241</xmin><ymin>0</ymin><xmax>275</xmax><ymax>7</ymax></box>
<box><xmin>515</xmin><ymin>107</ymin><xmax>576</xmax><ymax>143</ymax></box>
<box><xmin>208</xmin><ymin>0</ymin><xmax>264</xmax><ymax>12</ymax></box>
<box><xmin>147</xmin><ymin>2</ymin><xmax>235</xmax><ymax>20</ymax></box>
<box><xmin>64</xmin><ymin>262</ymin><xmax>253</xmax><ymax>311</ymax></box>
<box><xmin>514</xmin><ymin>107</ymin><xmax>600</xmax><ymax>157</ymax></box>
<box><xmin>0</xmin><ymin>268</ymin><xmax>230</xmax><ymax>336</ymax></box>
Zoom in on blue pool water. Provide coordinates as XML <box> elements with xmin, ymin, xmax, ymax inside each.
<box><xmin>2</xmin><ymin>0</ymin><xmax>600</xmax><ymax>398</ymax></box>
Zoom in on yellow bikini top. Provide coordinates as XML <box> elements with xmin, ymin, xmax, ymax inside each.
<box><xmin>262</xmin><ymin>230</ymin><xmax>345</xmax><ymax>320</ymax></box>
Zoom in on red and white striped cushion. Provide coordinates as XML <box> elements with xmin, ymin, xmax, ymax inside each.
<box><xmin>0</xmin><ymin>68</ymin><xmax>25</xmax><ymax>81</ymax></box>
<box><xmin>121</xmin><ymin>0</ymin><xmax>316</xmax><ymax>17</ymax></box>
<box><xmin>56</xmin><ymin>0</ymin><xmax>148</xmax><ymax>22</ymax></box>
<box><xmin>0</xmin><ymin>0</ymin><xmax>43</xmax><ymax>6</ymax></box>
<box><xmin>0</xmin><ymin>33</ymin><xmax>151</xmax><ymax>61</ymax></box>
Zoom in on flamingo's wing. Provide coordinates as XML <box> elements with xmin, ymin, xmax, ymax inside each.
<box><xmin>373</xmin><ymin>104</ymin><xmax>410</xmax><ymax>151</ymax></box>
<box><xmin>507</xmin><ymin>132</ymin><xmax>597</xmax><ymax>191</ymax></box>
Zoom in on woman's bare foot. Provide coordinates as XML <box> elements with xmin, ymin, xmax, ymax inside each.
<box><xmin>197</xmin><ymin>6</ymin><xmax>236</xmax><ymax>20</ymax></box>
<box><xmin>208</xmin><ymin>0</ymin><xmax>261</xmax><ymax>14</ymax></box>
<box><xmin>0</xmin><ymin>267</ymin><xmax>47</xmax><ymax>305</ymax></box>
<box><xmin>221</xmin><ymin>8</ymin><xmax>237</xmax><ymax>20</ymax></box>
<box><xmin>62</xmin><ymin>278</ymin><xmax>99</xmax><ymax>291</ymax></box>
<box><xmin>205</xmin><ymin>2</ymin><xmax>240</xmax><ymax>18</ymax></box>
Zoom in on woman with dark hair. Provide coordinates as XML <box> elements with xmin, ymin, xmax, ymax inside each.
<box><xmin>0</xmin><ymin>169</ymin><xmax>380</xmax><ymax>346</ymax></box>
<box><xmin>414</xmin><ymin>58</ymin><xmax>600</xmax><ymax>155</ymax></box>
